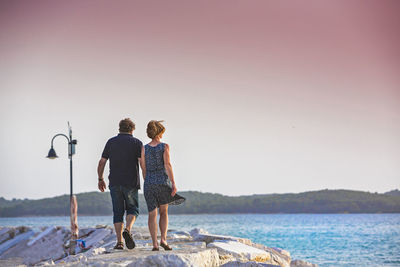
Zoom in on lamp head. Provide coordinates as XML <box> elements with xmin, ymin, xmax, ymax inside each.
<box><xmin>47</xmin><ymin>147</ymin><xmax>58</xmax><ymax>159</ymax></box>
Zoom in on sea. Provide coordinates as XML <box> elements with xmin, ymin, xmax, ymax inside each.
<box><xmin>0</xmin><ymin>214</ymin><xmax>399</xmax><ymax>267</ymax></box>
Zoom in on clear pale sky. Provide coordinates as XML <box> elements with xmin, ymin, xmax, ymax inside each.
<box><xmin>0</xmin><ymin>1</ymin><xmax>399</xmax><ymax>200</ymax></box>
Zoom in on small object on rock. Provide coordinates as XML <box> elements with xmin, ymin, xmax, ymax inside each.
<box><xmin>291</xmin><ymin>259</ymin><xmax>318</xmax><ymax>267</ymax></box>
<box><xmin>221</xmin><ymin>261</ymin><xmax>281</xmax><ymax>267</ymax></box>
<box><xmin>17</xmin><ymin>226</ymin><xmax>31</xmax><ymax>234</ymax></box>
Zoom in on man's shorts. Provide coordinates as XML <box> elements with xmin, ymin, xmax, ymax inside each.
<box><xmin>109</xmin><ymin>185</ymin><xmax>139</xmax><ymax>224</ymax></box>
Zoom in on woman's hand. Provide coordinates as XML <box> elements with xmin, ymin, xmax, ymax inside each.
<box><xmin>171</xmin><ymin>183</ymin><xmax>177</xmax><ymax>197</ymax></box>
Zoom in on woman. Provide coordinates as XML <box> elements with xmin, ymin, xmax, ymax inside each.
<box><xmin>139</xmin><ymin>120</ymin><xmax>185</xmax><ymax>251</ymax></box>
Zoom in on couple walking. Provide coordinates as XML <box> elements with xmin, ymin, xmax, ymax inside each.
<box><xmin>97</xmin><ymin>118</ymin><xmax>185</xmax><ymax>251</ymax></box>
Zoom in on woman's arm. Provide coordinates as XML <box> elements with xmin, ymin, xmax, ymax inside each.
<box><xmin>163</xmin><ymin>143</ymin><xmax>177</xmax><ymax>196</ymax></box>
<box><xmin>139</xmin><ymin>146</ymin><xmax>146</xmax><ymax>181</ymax></box>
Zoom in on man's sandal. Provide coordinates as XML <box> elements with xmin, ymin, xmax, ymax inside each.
<box><xmin>113</xmin><ymin>242</ymin><xmax>124</xmax><ymax>250</ymax></box>
<box><xmin>123</xmin><ymin>229</ymin><xmax>135</xmax><ymax>249</ymax></box>
<box><xmin>160</xmin><ymin>242</ymin><xmax>172</xmax><ymax>251</ymax></box>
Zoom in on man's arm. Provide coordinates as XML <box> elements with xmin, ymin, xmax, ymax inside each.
<box><xmin>97</xmin><ymin>158</ymin><xmax>108</xmax><ymax>192</ymax></box>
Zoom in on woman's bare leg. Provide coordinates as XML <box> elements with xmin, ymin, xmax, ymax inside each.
<box><xmin>148</xmin><ymin>209</ymin><xmax>158</xmax><ymax>248</ymax></box>
<box><xmin>159</xmin><ymin>204</ymin><xmax>169</xmax><ymax>244</ymax></box>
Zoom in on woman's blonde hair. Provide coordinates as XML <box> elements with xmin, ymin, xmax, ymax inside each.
<box><xmin>147</xmin><ymin>120</ymin><xmax>166</xmax><ymax>139</ymax></box>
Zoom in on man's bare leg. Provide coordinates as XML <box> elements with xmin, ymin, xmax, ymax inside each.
<box><xmin>148</xmin><ymin>209</ymin><xmax>158</xmax><ymax>248</ymax></box>
<box><xmin>159</xmin><ymin>204</ymin><xmax>169</xmax><ymax>245</ymax></box>
<box><xmin>125</xmin><ymin>214</ymin><xmax>136</xmax><ymax>232</ymax></box>
<box><xmin>114</xmin><ymin>222</ymin><xmax>124</xmax><ymax>243</ymax></box>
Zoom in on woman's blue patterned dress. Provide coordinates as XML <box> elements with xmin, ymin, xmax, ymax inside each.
<box><xmin>143</xmin><ymin>143</ymin><xmax>185</xmax><ymax>212</ymax></box>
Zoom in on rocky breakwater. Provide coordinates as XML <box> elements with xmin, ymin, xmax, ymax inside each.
<box><xmin>0</xmin><ymin>226</ymin><xmax>317</xmax><ymax>267</ymax></box>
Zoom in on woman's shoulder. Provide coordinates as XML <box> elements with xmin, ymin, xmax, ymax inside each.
<box><xmin>145</xmin><ymin>142</ymin><xmax>164</xmax><ymax>148</ymax></box>
<box><xmin>162</xmin><ymin>143</ymin><xmax>170</xmax><ymax>150</ymax></box>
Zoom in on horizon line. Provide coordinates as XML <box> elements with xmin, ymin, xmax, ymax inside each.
<box><xmin>1</xmin><ymin>188</ymin><xmax>398</xmax><ymax>201</ymax></box>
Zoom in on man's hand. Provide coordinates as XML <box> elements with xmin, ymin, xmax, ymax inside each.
<box><xmin>171</xmin><ymin>183</ymin><xmax>177</xmax><ymax>197</ymax></box>
<box><xmin>97</xmin><ymin>158</ymin><xmax>107</xmax><ymax>192</ymax></box>
<box><xmin>98</xmin><ymin>179</ymin><xmax>106</xmax><ymax>192</ymax></box>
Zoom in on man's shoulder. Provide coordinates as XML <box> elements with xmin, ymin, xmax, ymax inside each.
<box><xmin>131</xmin><ymin>136</ymin><xmax>143</xmax><ymax>145</ymax></box>
<box><xmin>107</xmin><ymin>134</ymin><xmax>142</xmax><ymax>146</ymax></box>
<box><xmin>107</xmin><ymin>135</ymin><xmax>119</xmax><ymax>143</ymax></box>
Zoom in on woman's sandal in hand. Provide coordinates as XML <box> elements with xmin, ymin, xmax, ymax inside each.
<box><xmin>160</xmin><ymin>242</ymin><xmax>172</xmax><ymax>251</ymax></box>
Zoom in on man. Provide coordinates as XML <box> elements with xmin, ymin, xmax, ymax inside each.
<box><xmin>97</xmin><ymin>118</ymin><xmax>143</xmax><ymax>250</ymax></box>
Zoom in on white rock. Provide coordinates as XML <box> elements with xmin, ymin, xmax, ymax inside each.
<box><xmin>0</xmin><ymin>228</ymin><xmax>68</xmax><ymax>265</ymax></box>
<box><xmin>0</xmin><ymin>228</ymin><xmax>12</xmax><ymax>244</ymax></box>
<box><xmin>170</xmin><ymin>230</ymin><xmax>191</xmax><ymax>237</ymax></box>
<box><xmin>27</xmin><ymin>226</ymin><xmax>56</xmax><ymax>246</ymax></box>
<box><xmin>102</xmin><ymin>232</ymin><xmax>117</xmax><ymax>245</ymax></box>
<box><xmin>85</xmin><ymin>247</ymin><xmax>106</xmax><ymax>257</ymax></box>
<box><xmin>167</xmin><ymin>233</ymin><xmax>192</xmax><ymax>243</ymax></box>
<box><xmin>271</xmin><ymin>247</ymin><xmax>290</xmax><ymax>259</ymax></box>
<box><xmin>181</xmin><ymin>241</ymin><xmax>207</xmax><ymax>249</ymax></box>
<box><xmin>0</xmin><ymin>257</ymin><xmax>25</xmax><ymax>266</ymax></box>
<box><xmin>126</xmin><ymin>248</ymin><xmax>220</xmax><ymax>267</ymax></box>
<box><xmin>251</xmin><ymin>244</ymin><xmax>291</xmax><ymax>267</ymax></box>
<box><xmin>0</xmin><ymin>230</ymin><xmax>35</xmax><ymax>256</ymax></box>
<box><xmin>0</xmin><ymin>228</ymin><xmax>11</xmax><ymax>237</ymax></box>
<box><xmin>36</xmin><ymin>259</ymin><xmax>55</xmax><ymax>266</ymax></box>
<box><xmin>168</xmin><ymin>233</ymin><xmax>191</xmax><ymax>239</ymax></box>
<box><xmin>59</xmin><ymin>254</ymin><xmax>87</xmax><ymax>264</ymax></box>
<box><xmin>193</xmin><ymin>233</ymin><xmax>252</xmax><ymax>246</ymax></box>
<box><xmin>189</xmin><ymin>228</ymin><xmax>209</xmax><ymax>236</ymax></box>
<box><xmin>84</xmin><ymin>229</ymin><xmax>112</xmax><ymax>247</ymax></box>
<box><xmin>208</xmin><ymin>240</ymin><xmax>271</xmax><ymax>262</ymax></box>
<box><xmin>57</xmin><ymin>247</ymin><xmax>219</xmax><ymax>267</ymax></box>
<box><xmin>79</xmin><ymin>228</ymin><xmax>96</xmax><ymax>238</ymax></box>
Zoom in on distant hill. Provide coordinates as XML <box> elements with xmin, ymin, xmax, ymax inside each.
<box><xmin>0</xmin><ymin>197</ymin><xmax>24</xmax><ymax>208</ymax></box>
<box><xmin>384</xmin><ymin>189</ymin><xmax>400</xmax><ymax>196</ymax></box>
<box><xmin>0</xmin><ymin>189</ymin><xmax>399</xmax><ymax>217</ymax></box>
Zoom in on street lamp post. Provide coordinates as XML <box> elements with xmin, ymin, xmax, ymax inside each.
<box><xmin>47</xmin><ymin>122</ymin><xmax>78</xmax><ymax>254</ymax></box>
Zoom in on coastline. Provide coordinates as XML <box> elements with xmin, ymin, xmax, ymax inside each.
<box><xmin>0</xmin><ymin>225</ymin><xmax>317</xmax><ymax>267</ymax></box>
<box><xmin>1</xmin><ymin>214</ymin><xmax>399</xmax><ymax>266</ymax></box>
<box><xmin>1</xmin><ymin>211</ymin><xmax>399</xmax><ymax>218</ymax></box>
